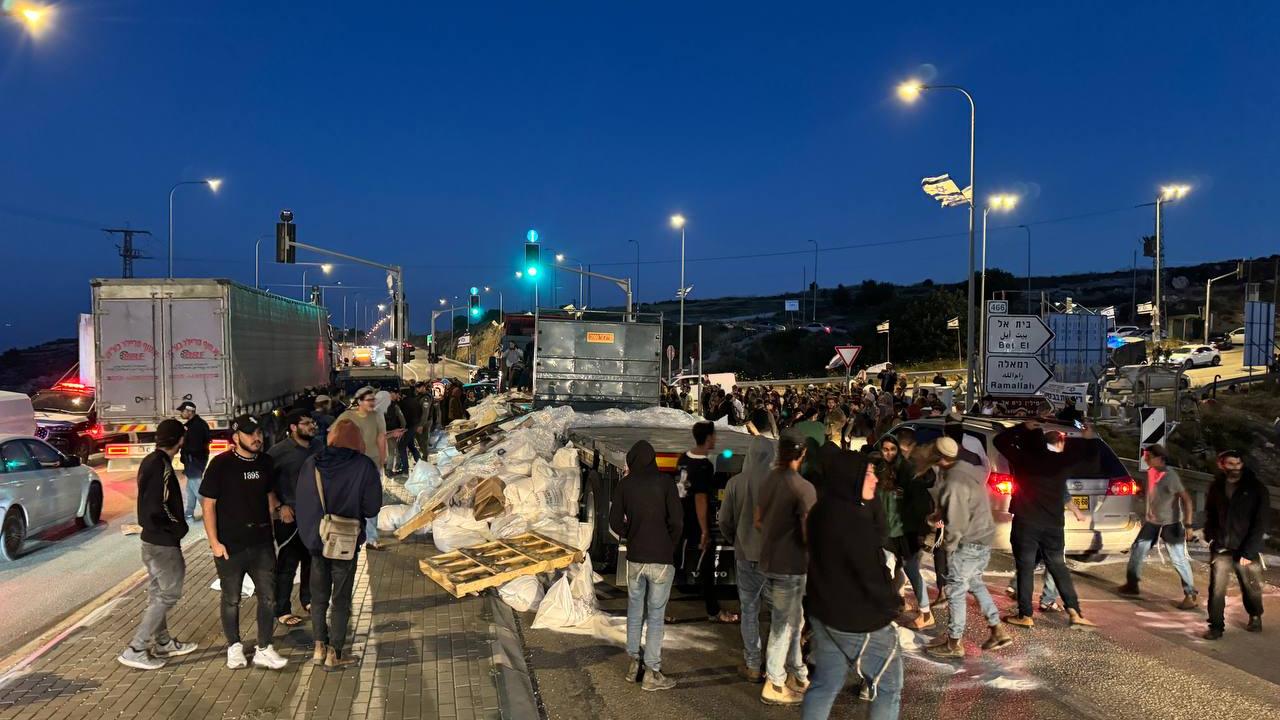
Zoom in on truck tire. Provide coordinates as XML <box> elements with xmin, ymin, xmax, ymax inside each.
<box><xmin>76</xmin><ymin>482</ymin><xmax>103</xmax><ymax>529</ymax></box>
<box><xmin>0</xmin><ymin>510</ymin><xmax>26</xmax><ymax>562</ymax></box>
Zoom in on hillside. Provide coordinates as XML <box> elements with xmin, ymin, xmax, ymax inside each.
<box><xmin>0</xmin><ymin>338</ymin><xmax>77</xmax><ymax>394</ymax></box>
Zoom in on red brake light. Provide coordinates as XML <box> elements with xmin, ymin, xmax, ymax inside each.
<box><xmin>105</xmin><ymin>444</ymin><xmax>130</xmax><ymax>457</ymax></box>
<box><xmin>83</xmin><ymin>423</ymin><xmax>105</xmax><ymax>440</ymax></box>
<box><xmin>987</xmin><ymin>472</ymin><xmax>1016</xmax><ymax>495</ymax></box>
<box><xmin>1107</xmin><ymin>477</ymin><xmax>1140</xmax><ymax>496</ymax></box>
<box><xmin>208</xmin><ymin>440</ymin><xmax>231</xmax><ymax>454</ymax></box>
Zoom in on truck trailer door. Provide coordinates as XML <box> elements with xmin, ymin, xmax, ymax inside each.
<box><xmin>165</xmin><ymin>298</ymin><xmax>228</xmax><ymax>415</ymax></box>
<box><xmin>96</xmin><ymin>299</ymin><xmax>162</xmax><ymax>423</ymax></box>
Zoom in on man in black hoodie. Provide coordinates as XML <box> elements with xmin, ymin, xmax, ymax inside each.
<box><xmin>1203</xmin><ymin>450</ymin><xmax>1270</xmax><ymax>639</ymax></box>
<box><xmin>609</xmin><ymin>440</ymin><xmax>683</xmax><ymax>692</ymax></box>
<box><xmin>268</xmin><ymin>410</ymin><xmax>317</xmax><ymax>628</ymax></box>
<box><xmin>178</xmin><ymin>401</ymin><xmax>211</xmax><ymax>522</ymax></box>
<box><xmin>803</xmin><ymin>445</ymin><xmax>902</xmax><ymax>720</ymax></box>
<box><xmin>118</xmin><ymin>419</ymin><xmax>199</xmax><ymax>671</ymax></box>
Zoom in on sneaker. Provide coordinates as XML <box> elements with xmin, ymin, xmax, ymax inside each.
<box><xmin>625</xmin><ymin>659</ymin><xmax>641</xmax><ymax>683</ymax></box>
<box><xmin>737</xmin><ymin>664</ymin><xmax>763</xmax><ymax>683</ymax></box>
<box><xmin>982</xmin><ymin>624</ymin><xmax>1013</xmax><ymax>651</ymax></box>
<box><xmin>925</xmin><ymin>637</ymin><xmax>964</xmax><ymax>659</ymax></box>
<box><xmin>153</xmin><ymin>639</ymin><xmax>198</xmax><ymax>657</ymax></box>
<box><xmin>760</xmin><ymin>681</ymin><xmax>803</xmax><ymax>705</ymax></box>
<box><xmin>1175</xmin><ymin>593</ymin><xmax>1199</xmax><ymax>611</ymax></box>
<box><xmin>641</xmin><ymin>670</ymin><xmax>676</xmax><ymax>692</ymax></box>
<box><xmin>1067</xmin><ymin>609</ymin><xmax>1097</xmax><ymax>628</ymax></box>
<box><xmin>226</xmin><ymin>642</ymin><xmax>248</xmax><ymax>669</ymax></box>
<box><xmin>1247</xmin><ymin>616</ymin><xmax>1263</xmax><ymax>633</ymax></box>
<box><xmin>1003</xmin><ymin>613</ymin><xmax>1035</xmax><ymax>628</ymax></box>
<box><xmin>253</xmin><ymin>644</ymin><xmax>288</xmax><ymax>670</ymax></box>
<box><xmin>117</xmin><ymin>647</ymin><xmax>166</xmax><ymax>671</ymax></box>
<box><xmin>1117</xmin><ymin>582</ymin><xmax>1141</xmax><ymax>597</ymax></box>
<box><xmin>909</xmin><ymin>611</ymin><xmax>935</xmax><ymax>630</ymax></box>
<box><xmin>785</xmin><ymin>674</ymin><xmax>810</xmax><ymax>694</ymax></box>
<box><xmin>1039</xmin><ymin>601</ymin><xmax>1062</xmax><ymax>613</ymax></box>
<box><xmin>313</xmin><ymin>641</ymin><xmax>327</xmax><ymax>666</ymax></box>
<box><xmin>1203</xmin><ymin>627</ymin><xmax>1224</xmax><ymax>640</ymax></box>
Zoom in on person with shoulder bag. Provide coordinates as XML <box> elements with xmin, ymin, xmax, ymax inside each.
<box><xmin>294</xmin><ymin>419</ymin><xmax>382</xmax><ymax>671</ymax></box>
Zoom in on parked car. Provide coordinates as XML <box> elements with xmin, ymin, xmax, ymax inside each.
<box><xmin>31</xmin><ymin>382</ymin><xmax>126</xmax><ymax>464</ymax></box>
<box><xmin>885</xmin><ymin>417</ymin><xmax>1140</xmax><ymax>559</ymax></box>
<box><xmin>1208</xmin><ymin>333</ymin><xmax>1234</xmax><ymax>350</ymax></box>
<box><xmin>0</xmin><ymin>434</ymin><xmax>103</xmax><ymax>561</ymax></box>
<box><xmin>801</xmin><ymin>322</ymin><xmax>832</xmax><ymax>334</ymax></box>
<box><xmin>1105</xmin><ymin>364</ymin><xmax>1190</xmax><ymax>393</ymax></box>
<box><xmin>1166</xmin><ymin>345</ymin><xmax>1221</xmax><ymax>368</ymax></box>
<box><xmin>1113</xmin><ymin>325</ymin><xmax>1142</xmax><ymax>337</ymax></box>
<box><xmin>1228</xmin><ymin>327</ymin><xmax>1246</xmax><ymax>346</ymax></box>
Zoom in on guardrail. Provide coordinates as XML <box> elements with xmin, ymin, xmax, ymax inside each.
<box><xmin>1193</xmin><ymin>370</ymin><xmax>1279</xmax><ymax>400</ymax></box>
<box><xmin>736</xmin><ymin>368</ymin><xmax>965</xmax><ymax>389</ymax></box>
<box><xmin>1118</xmin><ymin>458</ymin><xmax>1280</xmax><ymax>516</ymax></box>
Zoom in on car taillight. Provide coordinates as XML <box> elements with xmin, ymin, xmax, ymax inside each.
<box><xmin>208</xmin><ymin>440</ymin><xmax>231</xmax><ymax>454</ymax></box>
<box><xmin>105</xmin><ymin>444</ymin><xmax>130</xmax><ymax>457</ymax></box>
<box><xmin>1107</xmin><ymin>477</ymin><xmax>1140</xmax><ymax>496</ymax></box>
<box><xmin>987</xmin><ymin>472</ymin><xmax>1015</xmax><ymax>495</ymax></box>
<box><xmin>83</xmin><ymin>423</ymin><xmax>105</xmax><ymax>440</ymax></box>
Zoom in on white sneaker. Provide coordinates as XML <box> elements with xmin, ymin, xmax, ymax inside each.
<box><xmin>253</xmin><ymin>644</ymin><xmax>288</xmax><ymax>670</ymax></box>
<box><xmin>226</xmin><ymin>642</ymin><xmax>248</xmax><ymax>669</ymax></box>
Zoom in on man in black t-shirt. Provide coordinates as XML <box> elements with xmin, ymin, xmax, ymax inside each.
<box><xmin>677</xmin><ymin>421</ymin><xmax>734</xmax><ymax>623</ymax></box>
<box><xmin>200</xmin><ymin>415</ymin><xmax>289</xmax><ymax>671</ymax></box>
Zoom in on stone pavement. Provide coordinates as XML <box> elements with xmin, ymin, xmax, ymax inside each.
<box><xmin>0</xmin><ymin>535</ymin><xmax>502</xmax><ymax>720</ymax></box>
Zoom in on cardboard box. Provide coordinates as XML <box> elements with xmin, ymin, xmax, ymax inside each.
<box><xmin>472</xmin><ymin>476</ymin><xmax>507</xmax><ymax>521</ymax></box>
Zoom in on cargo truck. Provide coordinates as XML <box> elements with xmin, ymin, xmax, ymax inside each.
<box><xmin>91</xmin><ymin>279</ymin><xmax>332</xmax><ymax>466</ymax></box>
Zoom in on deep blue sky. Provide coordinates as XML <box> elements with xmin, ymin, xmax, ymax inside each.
<box><xmin>2</xmin><ymin>1</ymin><xmax>1277</xmax><ymax>348</ymax></box>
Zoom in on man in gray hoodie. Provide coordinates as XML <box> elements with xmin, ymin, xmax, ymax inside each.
<box><xmin>718</xmin><ymin>437</ymin><xmax>775</xmax><ymax>683</ymax></box>
<box><xmin>925</xmin><ymin>437</ymin><xmax>1012</xmax><ymax>658</ymax></box>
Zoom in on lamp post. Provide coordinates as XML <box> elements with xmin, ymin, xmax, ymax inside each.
<box><xmin>1204</xmin><ymin>262</ymin><xmax>1241</xmax><ymax>344</ymax></box>
<box><xmin>898</xmin><ymin>79</ymin><xmax>977</xmax><ymax>406</ymax></box>
<box><xmin>168</xmin><ymin>178</ymin><xmax>222</xmax><ymax>279</ymax></box>
<box><xmin>298</xmin><ymin>263</ymin><xmax>333</xmax><ymax>302</ymax></box>
<box><xmin>483</xmin><ymin>286</ymin><xmax>503</xmax><ymax>317</ymax></box>
<box><xmin>253</xmin><ymin>234</ymin><xmax>272</xmax><ymax>288</ymax></box>
<box><xmin>671</xmin><ymin>214</ymin><xmax>687</xmax><ymax>373</ymax></box>
<box><xmin>4</xmin><ymin>3</ymin><xmax>53</xmax><ymax>37</ymax></box>
<box><xmin>628</xmin><ymin>239</ymin><xmax>640</xmax><ymax>310</ymax></box>
<box><xmin>808</xmin><ymin>240</ymin><xmax>819</xmax><ymax>322</ymax></box>
<box><xmin>979</xmin><ymin>194</ymin><xmax>1019</xmax><ymax>384</ymax></box>
<box><xmin>1018</xmin><ymin>224</ymin><xmax>1032</xmax><ymax>314</ymax></box>
<box><xmin>1151</xmin><ymin>184</ymin><xmax>1191</xmax><ymax>343</ymax></box>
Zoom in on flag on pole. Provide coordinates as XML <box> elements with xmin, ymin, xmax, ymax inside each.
<box><xmin>921</xmin><ymin>173</ymin><xmax>972</xmax><ymax>208</ymax></box>
<box><xmin>1100</xmin><ymin>306</ymin><xmax>1116</xmax><ymax>319</ymax></box>
<box><xmin>877</xmin><ymin>320</ymin><xmax>890</xmax><ymax>333</ymax></box>
<box><xmin>946</xmin><ymin>316</ymin><xmax>960</xmax><ymax>330</ymax></box>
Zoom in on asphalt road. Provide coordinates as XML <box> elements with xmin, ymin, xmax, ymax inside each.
<box><xmin>522</xmin><ymin>546</ymin><xmax>1280</xmax><ymax>720</ymax></box>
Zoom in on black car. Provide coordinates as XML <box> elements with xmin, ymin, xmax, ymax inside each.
<box><xmin>1208</xmin><ymin>333</ymin><xmax>1233</xmax><ymax>350</ymax></box>
<box><xmin>30</xmin><ymin>383</ymin><xmax>123</xmax><ymax>463</ymax></box>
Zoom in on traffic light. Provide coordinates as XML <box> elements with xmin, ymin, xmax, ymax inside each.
<box><xmin>524</xmin><ymin>241</ymin><xmax>540</xmax><ymax>277</ymax></box>
<box><xmin>469</xmin><ymin>288</ymin><xmax>481</xmax><ymax>318</ymax></box>
<box><xmin>275</xmin><ymin>221</ymin><xmax>296</xmax><ymax>263</ymax></box>
<box><xmin>1141</xmin><ymin>235</ymin><xmax>1156</xmax><ymax>258</ymax></box>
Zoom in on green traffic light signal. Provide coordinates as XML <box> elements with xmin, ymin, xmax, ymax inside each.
<box><xmin>527</xmin><ymin>266</ymin><xmax>538</xmax><ymax>276</ymax></box>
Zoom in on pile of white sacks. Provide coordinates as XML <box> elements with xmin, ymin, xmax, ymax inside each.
<box><xmin>376</xmin><ymin>394</ymin><xmax>712</xmax><ymax>628</ymax></box>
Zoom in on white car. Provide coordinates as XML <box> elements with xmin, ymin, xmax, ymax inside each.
<box><xmin>1228</xmin><ymin>327</ymin><xmax>1246</xmax><ymax>346</ymax></box>
<box><xmin>801</xmin><ymin>322</ymin><xmax>832</xmax><ymax>334</ymax></box>
<box><xmin>1113</xmin><ymin>325</ymin><xmax>1141</xmax><ymax>337</ymax></box>
<box><xmin>1167</xmin><ymin>345</ymin><xmax>1221</xmax><ymax>368</ymax></box>
<box><xmin>0</xmin><ymin>434</ymin><xmax>103</xmax><ymax>561</ymax></box>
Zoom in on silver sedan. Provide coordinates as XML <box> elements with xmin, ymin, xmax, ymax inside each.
<box><xmin>0</xmin><ymin>434</ymin><xmax>104</xmax><ymax>561</ymax></box>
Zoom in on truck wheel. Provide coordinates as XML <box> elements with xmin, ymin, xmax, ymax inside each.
<box><xmin>76</xmin><ymin>441</ymin><xmax>92</xmax><ymax>466</ymax></box>
<box><xmin>0</xmin><ymin>510</ymin><xmax>26</xmax><ymax>562</ymax></box>
<box><xmin>76</xmin><ymin>482</ymin><xmax>103</xmax><ymax>529</ymax></box>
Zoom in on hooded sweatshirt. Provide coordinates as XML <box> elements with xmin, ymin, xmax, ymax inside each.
<box><xmin>806</xmin><ymin>449</ymin><xmax>899</xmax><ymax>633</ymax></box>
<box><xmin>718</xmin><ymin>437</ymin><xmax>775</xmax><ymax>563</ymax></box>
<box><xmin>608</xmin><ymin>441</ymin><xmax>684</xmax><ymax>565</ymax></box>
<box><xmin>938</xmin><ymin>458</ymin><xmax>997</xmax><ymax>552</ymax></box>
<box><xmin>294</xmin><ymin>446</ymin><xmax>383</xmax><ymax>553</ymax></box>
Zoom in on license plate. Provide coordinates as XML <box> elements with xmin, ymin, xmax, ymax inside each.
<box><xmin>1072</xmin><ymin>495</ymin><xmax>1090</xmax><ymax>511</ymax></box>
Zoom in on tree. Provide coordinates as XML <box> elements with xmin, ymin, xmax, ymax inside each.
<box><xmin>855</xmin><ymin>279</ymin><xmax>896</xmax><ymax>306</ymax></box>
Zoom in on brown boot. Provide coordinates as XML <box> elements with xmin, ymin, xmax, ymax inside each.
<box><xmin>1003</xmin><ymin>613</ymin><xmax>1035</xmax><ymax>628</ymax></box>
<box><xmin>925</xmin><ymin>636</ymin><xmax>964</xmax><ymax>659</ymax></box>
<box><xmin>1067</xmin><ymin>609</ymin><xmax>1097</xmax><ymax>628</ymax></box>
<box><xmin>324</xmin><ymin>646</ymin><xmax>359</xmax><ymax>671</ymax></box>
<box><xmin>982</xmin><ymin>623</ymin><xmax>1013</xmax><ymax>651</ymax></box>
<box><xmin>312</xmin><ymin>641</ymin><xmax>326</xmax><ymax>666</ymax></box>
<box><xmin>1175</xmin><ymin>593</ymin><xmax>1199</xmax><ymax>611</ymax></box>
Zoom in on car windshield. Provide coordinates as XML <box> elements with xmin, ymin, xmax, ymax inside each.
<box><xmin>1175</xmin><ymin>346</ymin><xmax>1198</xmax><ymax>353</ymax></box>
<box><xmin>31</xmin><ymin>390</ymin><xmax>92</xmax><ymax>414</ymax></box>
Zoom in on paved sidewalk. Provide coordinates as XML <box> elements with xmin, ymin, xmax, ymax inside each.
<box><xmin>0</xmin><ymin>535</ymin><xmax>501</xmax><ymax>720</ymax></box>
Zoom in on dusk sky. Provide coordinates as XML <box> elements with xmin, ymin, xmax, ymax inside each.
<box><xmin>2</xmin><ymin>1</ymin><xmax>1277</xmax><ymax>348</ymax></box>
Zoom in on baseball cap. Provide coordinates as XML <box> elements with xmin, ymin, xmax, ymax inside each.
<box><xmin>176</xmin><ymin>401</ymin><xmax>197</xmax><ymax>411</ymax></box>
<box><xmin>936</xmin><ymin>437</ymin><xmax>959</xmax><ymax>459</ymax></box>
<box><xmin>155</xmin><ymin>418</ymin><xmax>186</xmax><ymax>447</ymax></box>
<box><xmin>354</xmin><ymin>386</ymin><xmax>377</xmax><ymax>401</ymax></box>
<box><xmin>231</xmin><ymin>414</ymin><xmax>261</xmax><ymax>435</ymax></box>
<box><xmin>314</xmin><ymin>394</ymin><xmax>331</xmax><ymax>405</ymax></box>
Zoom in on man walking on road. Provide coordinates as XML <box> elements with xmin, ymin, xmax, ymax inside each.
<box><xmin>925</xmin><ymin>438</ymin><xmax>1012</xmax><ymax>659</ymax></box>
<box><xmin>677</xmin><ymin>421</ymin><xmax>736</xmax><ymax>624</ymax></box>
<box><xmin>178</xmin><ymin>401</ymin><xmax>211</xmax><ymax>521</ymax></box>
<box><xmin>201</xmin><ymin>415</ymin><xmax>289</xmax><ymax>671</ymax></box>
<box><xmin>336</xmin><ymin>386</ymin><xmax>387</xmax><ymax>550</ymax></box>
<box><xmin>267</xmin><ymin>410</ymin><xmax>317</xmax><ymax>629</ymax></box>
<box><xmin>1118</xmin><ymin>444</ymin><xmax>1198</xmax><ymax>610</ymax></box>
<box><xmin>118</xmin><ymin>419</ymin><xmax>199</xmax><ymax>670</ymax></box>
<box><xmin>718</xmin><ymin>437</ymin><xmax>775</xmax><ymax>683</ymax></box>
<box><xmin>1202</xmin><ymin>450</ymin><xmax>1269</xmax><ymax>639</ymax></box>
<box><xmin>994</xmin><ymin>423</ymin><xmax>1098</xmax><ymax>629</ymax></box>
<box><xmin>755</xmin><ymin>436</ymin><xmax>817</xmax><ymax>705</ymax></box>
<box><xmin>609</xmin><ymin>440</ymin><xmax>683</xmax><ymax>691</ymax></box>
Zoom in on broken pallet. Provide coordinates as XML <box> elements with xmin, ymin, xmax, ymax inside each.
<box><xmin>420</xmin><ymin>532</ymin><xmax>583</xmax><ymax>598</ymax></box>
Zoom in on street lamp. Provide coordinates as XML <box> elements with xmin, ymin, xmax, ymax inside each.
<box><xmin>808</xmin><ymin>240</ymin><xmax>819</xmax><ymax>322</ymax></box>
<box><xmin>670</xmin><ymin>214</ymin><xmax>687</xmax><ymax>373</ymax></box>
<box><xmin>299</xmin><ymin>262</ymin><xmax>333</xmax><ymax>302</ymax></box>
<box><xmin>627</xmin><ymin>239</ymin><xmax>640</xmax><ymax>310</ymax></box>
<box><xmin>5</xmin><ymin>3</ymin><xmax>54</xmax><ymax>38</ymax></box>
<box><xmin>168</xmin><ymin>178</ymin><xmax>222</xmax><ymax>279</ymax></box>
<box><xmin>979</xmin><ymin>194</ymin><xmax>1019</xmax><ymax>378</ymax></box>
<box><xmin>1151</xmin><ymin>184</ymin><xmax>1192</xmax><ymax>341</ymax></box>
<box><xmin>1018</xmin><ymin>224</ymin><xmax>1032</xmax><ymax>314</ymax></box>
<box><xmin>897</xmin><ymin>77</ymin><xmax>977</xmax><ymax>406</ymax></box>
<box><xmin>484</xmin><ymin>286</ymin><xmax>503</xmax><ymax>316</ymax></box>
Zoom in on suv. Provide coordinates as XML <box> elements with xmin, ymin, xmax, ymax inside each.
<box><xmin>886</xmin><ymin>416</ymin><xmax>1141</xmax><ymax>559</ymax></box>
<box><xmin>30</xmin><ymin>382</ymin><xmax>124</xmax><ymax>464</ymax></box>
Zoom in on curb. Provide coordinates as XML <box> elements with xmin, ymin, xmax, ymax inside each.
<box><xmin>487</xmin><ymin>593</ymin><xmax>542</xmax><ymax>720</ymax></box>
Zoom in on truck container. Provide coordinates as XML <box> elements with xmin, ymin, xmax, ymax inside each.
<box><xmin>532</xmin><ymin>311</ymin><xmax>662</xmax><ymax>411</ymax></box>
<box><xmin>91</xmin><ymin>278</ymin><xmax>331</xmax><ymax>464</ymax></box>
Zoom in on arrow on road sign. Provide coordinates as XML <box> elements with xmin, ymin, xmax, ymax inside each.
<box><xmin>984</xmin><ymin>355</ymin><xmax>1052</xmax><ymax>396</ymax></box>
<box><xmin>834</xmin><ymin>345</ymin><xmax>861</xmax><ymax>367</ymax></box>
<box><xmin>986</xmin><ymin>314</ymin><xmax>1054</xmax><ymax>355</ymax></box>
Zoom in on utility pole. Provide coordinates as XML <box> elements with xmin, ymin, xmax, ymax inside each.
<box><xmin>101</xmin><ymin>227</ymin><xmax>152</xmax><ymax>278</ymax></box>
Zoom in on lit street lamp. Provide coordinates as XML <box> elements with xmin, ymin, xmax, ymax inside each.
<box><xmin>1151</xmin><ymin>184</ymin><xmax>1191</xmax><ymax>341</ymax></box>
<box><xmin>484</xmin><ymin>286</ymin><xmax>503</xmax><ymax>317</ymax></box>
<box><xmin>4</xmin><ymin>2</ymin><xmax>53</xmax><ymax>38</ymax></box>
<box><xmin>979</xmin><ymin>194</ymin><xmax>1019</xmax><ymax>380</ymax></box>
<box><xmin>898</xmin><ymin>78</ymin><xmax>978</xmax><ymax>406</ymax></box>
<box><xmin>168</xmin><ymin>178</ymin><xmax>222</xmax><ymax>278</ymax></box>
<box><xmin>628</xmin><ymin>239</ymin><xmax>640</xmax><ymax>311</ymax></box>
<box><xmin>299</xmin><ymin>262</ymin><xmax>333</xmax><ymax>302</ymax></box>
<box><xmin>671</xmin><ymin>214</ymin><xmax>687</xmax><ymax>372</ymax></box>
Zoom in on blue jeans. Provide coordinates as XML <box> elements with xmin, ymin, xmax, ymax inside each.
<box><xmin>626</xmin><ymin>562</ymin><xmax>675</xmax><ymax>670</ymax></box>
<box><xmin>802</xmin><ymin>619</ymin><xmax>901</xmax><ymax>720</ymax></box>
<box><xmin>183</xmin><ymin>468</ymin><xmax>203</xmax><ymax>519</ymax></box>
<box><xmin>945</xmin><ymin>544</ymin><xmax>1000</xmax><ymax>639</ymax></box>
<box><xmin>1126</xmin><ymin>523</ymin><xmax>1195</xmax><ymax>595</ymax></box>
<box><xmin>735</xmin><ymin>558</ymin><xmax>767</xmax><ymax>671</ymax></box>
<box><xmin>764</xmin><ymin>573</ymin><xmax>808</xmax><ymax>686</ymax></box>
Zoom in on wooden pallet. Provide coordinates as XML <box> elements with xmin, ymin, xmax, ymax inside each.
<box><xmin>420</xmin><ymin>532</ymin><xmax>583</xmax><ymax>598</ymax></box>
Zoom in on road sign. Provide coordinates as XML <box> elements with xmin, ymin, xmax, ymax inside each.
<box><xmin>834</xmin><ymin>346</ymin><xmax>861</xmax><ymax>367</ymax></box>
<box><xmin>985</xmin><ymin>355</ymin><xmax>1052</xmax><ymax>396</ymax></box>
<box><xmin>986</xmin><ymin>315</ymin><xmax>1053</xmax><ymax>355</ymax></box>
<box><xmin>1243</xmin><ymin>300</ymin><xmax>1276</xmax><ymax>367</ymax></box>
<box><xmin>431</xmin><ymin>381</ymin><xmax>446</xmax><ymax>400</ymax></box>
<box><xmin>666</xmin><ymin>344</ymin><xmax>676</xmax><ymax>361</ymax></box>
<box><xmin>987</xmin><ymin>300</ymin><xmax>1009</xmax><ymax>316</ymax></box>
<box><xmin>1137</xmin><ymin>301</ymin><xmax>1154</xmax><ymax>315</ymax></box>
<box><xmin>1042</xmin><ymin>313</ymin><xmax>1109</xmax><ymax>383</ymax></box>
<box><xmin>784</xmin><ymin>299</ymin><xmax>800</xmax><ymax>312</ymax></box>
<box><xmin>1138</xmin><ymin>406</ymin><xmax>1166</xmax><ymax>470</ymax></box>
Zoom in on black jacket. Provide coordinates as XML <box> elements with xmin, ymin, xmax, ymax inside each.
<box><xmin>180</xmin><ymin>414</ymin><xmax>211</xmax><ymax>470</ymax></box>
<box><xmin>295</xmin><ymin>446</ymin><xmax>383</xmax><ymax>553</ymax></box>
<box><xmin>267</xmin><ymin>437</ymin><xmax>314</xmax><ymax>508</ymax></box>
<box><xmin>608</xmin><ymin>441</ymin><xmax>684</xmax><ymax>565</ymax></box>
<box><xmin>137</xmin><ymin>450</ymin><xmax>188</xmax><ymax>546</ymax></box>
<box><xmin>994</xmin><ymin>424</ymin><xmax>1101</xmax><ymax>528</ymax></box>
<box><xmin>1203</xmin><ymin>469</ymin><xmax>1270</xmax><ymax>561</ymax></box>
<box><xmin>806</xmin><ymin>450</ymin><xmax>898</xmax><ymax>633</ymax></box>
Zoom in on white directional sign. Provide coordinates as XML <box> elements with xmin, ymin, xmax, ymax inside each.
<box><xmin>784</xmin><ymin>299</ymin><xmax>800</xmax><ymax>312</ymax></box>
<box><xmin>985</xmin><ymin>355</ymin><xmax>1053</xmax><ymax>396</ymax></box>
<box><xmin>986</xmin><ymin>314</ymin><xmax>1054</xmax><ymax>355</ymax></box>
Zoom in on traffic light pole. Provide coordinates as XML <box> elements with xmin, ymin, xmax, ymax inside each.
<box><xmin>552</xmin><ymin>265</ymin><xmax>634</xmax><ymax>318</ymax></box>
<box><xmin>430</xmin><ymin>306</ymin><xmax>464</xmax><ymax>379</ymax></box>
